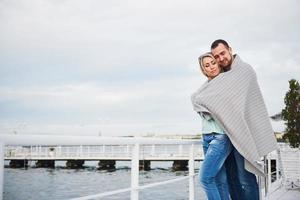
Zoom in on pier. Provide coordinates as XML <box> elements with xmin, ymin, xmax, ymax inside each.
<box><xmin>4</xmin><ymin>143</ymin><xmax>204</xmax><ymax>170</ymax></box>
<box><xmin>0</xmin><ymin>134</ymin><xmax>201</xmax><ymax>200</ymax></box>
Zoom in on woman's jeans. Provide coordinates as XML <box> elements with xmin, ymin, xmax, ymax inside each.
<box><xmin>225</xmin><ymin>147</ymin><xmax>259</xmax><ymax>200</ymax></box>
<box><xmin>199</xmin><ymin>133</ymin><xmax>232</xmax><ymax>200</ymax></box>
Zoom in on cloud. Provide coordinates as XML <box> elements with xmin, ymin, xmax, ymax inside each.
<box><xmin>0</xmin><ymin>76</ymin><xmax>203</xmax><ymax>135</ymax></box>
<box><xmin>0</xmin><ymin>0</ymin><xmax>299</xmax><ymax>135</ymax></box>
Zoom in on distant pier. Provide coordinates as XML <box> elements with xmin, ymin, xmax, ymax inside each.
<box><xmin>5</xmin><ymin>144</ymin><xmax>204</xmax><ymax>170</ymax></box>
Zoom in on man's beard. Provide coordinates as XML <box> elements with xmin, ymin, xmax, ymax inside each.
<box><xmin>221</xmin><ymin>55</ymin><xmax>233</xmax><ymax>72</ymax></box>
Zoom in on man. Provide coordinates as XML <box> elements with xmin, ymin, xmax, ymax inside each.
<box><xmin>211</xmin><ymin>40</ymin><xmax>233</xmax><ymax>72</ymax></box>
<box><xmin>211</xmin><ymin>39</ymin><xmax>259</xmax><ymax>200</ymax></box>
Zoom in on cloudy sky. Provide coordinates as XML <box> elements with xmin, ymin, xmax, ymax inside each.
<box><xmin>0</xmin><ymin>0</ymin><xmax>299</xmax><ymax>136</ymax></box>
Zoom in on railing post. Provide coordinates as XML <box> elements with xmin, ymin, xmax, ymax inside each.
<box><xmin>58</xmin><ymin>146</ymin><xmax>62</xmax><ymax>157</ymax></box>
<box><xmin>38</xmin><ymin>145</ymin><xmax>41</xmax><ymax>157</ymax></box>
<box><xmin>87</xmin><ymin>146</ymin><xmax>90</xmax><ymax>157</ymax></box>
<box><xmin>66</xmin><ymin>146</ymin><xmax>69</xmax><ymax>157</ymax></box>
<box><xmin>127</xmin><ymin>145</ymin><xmax>130</xmax><ymax>157</ymax></box>
<box><xmin>0</xmin><ymin>142</ymin><xmax>4</xmax><ymax>200</ymax></box>
<box><xmin>275</xmin><ymin>155</ymin><xmax>279</xmax><ymax>180</ymax></box>
<box><xmin>79</xmin><ymin>145</ymin><xmax>83</xmax><ymax>157</ymax></box>
<box><xmin>268</xmin><ymin>155</ymin><xmax>271</xmax><ymax>186</ymax></box>
<box><xmin>151</xmin><ymin>145</ymin><xmax>155</xmax><ymax>156</ymax></box>
<box><xmin>263</xmin><ymin>155</ymin><xmax>268</xmax><ymax>197</ymax></box>
<box><xmin>45</xmin><ymin>146</ymin><xmax>48</xmax><ymax>157</ymax></box>
<box><xmin>179</xmin><ymin>145</ymin><xmax>183</xmax><ymax>157</ymax></box>
<box><xmin>189</xmin><ymin>144</ymin><xmax>195</xmax><ymax>200</ymax></box>
<box><xmin>131</xmin><ymin>143</ymin><xmax>139</xmax><ymax>200</ymax></box>
<box><xmin>164</xmin><ymin>146</ymin><xmax>167</xmax><ymax>155</ymax></box>
<box><xmin>102</xmin><ymin>145</ymin><xmax>105</xmax><ymax>154</ymax></box>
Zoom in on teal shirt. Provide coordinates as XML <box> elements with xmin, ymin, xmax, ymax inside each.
<box><xmin>199</xmin><ymin>112</ymin><xmax>225</xmax><ymax>134</ymax></box>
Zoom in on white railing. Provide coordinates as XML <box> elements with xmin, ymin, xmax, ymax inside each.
<box><xmin>4</xmin><ymin>144</ymin><xmax>204</xmax><ymax>161</ymax></box>
<box><xmin>0</xmin><ymin>134</ymin><xmax>200</xmax><ymax>200</ymax></box>
<box><xmin>262</xmin><ymin>150</ymin><xmax>280</xmax><ymax>198</ymax></box>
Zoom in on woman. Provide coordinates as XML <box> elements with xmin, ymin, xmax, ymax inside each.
<box><xmin>196</xmin><ymin>52</ymin><xmax>232</xmax><ymax>200</ymax></box>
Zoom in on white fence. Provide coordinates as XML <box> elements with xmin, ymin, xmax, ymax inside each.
<box><xmin>4</xmin><ymin>144</ymin><xmax>204</xmax><ymax>161</ymax></box>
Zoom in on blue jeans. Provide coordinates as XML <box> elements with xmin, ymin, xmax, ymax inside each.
<box><xmin>199</xmin><ymin>133</ymin><xmax>232</xmax><ymax>200</ymax></box>
<box><xmin>225</xmin><ymin>147</ymin><xmax>259</xmax><ymax>200</ymax></box>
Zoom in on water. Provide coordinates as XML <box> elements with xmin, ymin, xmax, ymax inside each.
<box><xmin>3</xmin><ymin>161</ymin><xmax>206</xmax><ymax>200</ymax></box>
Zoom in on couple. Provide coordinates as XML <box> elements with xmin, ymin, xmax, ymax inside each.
<box><xmin>191</xmin><ymin>39</ymin><xmax>278</xmax><ymax>200</ymax></box>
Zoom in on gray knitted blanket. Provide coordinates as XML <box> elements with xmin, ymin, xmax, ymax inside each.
<box><xmin>191</xmin><ymin>55</ymin><xmax>278</xmax><ymax>176</ymax></box>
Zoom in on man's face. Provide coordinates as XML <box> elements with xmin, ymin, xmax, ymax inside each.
<box><xmin>211</xmin><ymin>43</ymin><xmax>233</xmax><ymax>68</ymax></box>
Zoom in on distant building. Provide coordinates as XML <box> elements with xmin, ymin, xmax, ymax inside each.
<box><xmin>274</xmin><ymin>131</ymin><xmax>284</xmax><ymax>140</ymax></box>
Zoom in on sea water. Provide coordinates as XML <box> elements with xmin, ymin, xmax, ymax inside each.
<box><xmin>3</xmin><ymin>161</ymin><xmax>206</xmax><ymax>200</ymax></box>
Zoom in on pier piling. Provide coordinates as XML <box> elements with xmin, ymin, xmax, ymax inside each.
<box><xmin>139</xmin><ymin>160</ymin><xmax>151</xmax><ymax>171</ymax></box>
<box><xmin>9</xmin><ymin>160</ymin><xmax>28</xmax><ymax>168</ymax></box>
<box><xmin>98</xmin><ymin>160</ymin><xmax>116</xmax><ymax>170</ymax></box>
<box><xmin>36</xmin><ymin>160</ymin><xmax>55</xmax><ymax>168</ymax></box>
<box><xmin>172</xmin><ymin>160</ymin><xmax>188</xmax><ymax>171</ymax></box>
<box><xmin>66</xmin><ymin>160</ymin><xmax>84</xmax><ymax>169</ymax></box>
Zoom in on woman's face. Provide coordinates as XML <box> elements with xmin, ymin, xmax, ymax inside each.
<box><xmin>202</xmin><ymin>56</ymin><xmax>221</xmax><ymax>80</ymax></box>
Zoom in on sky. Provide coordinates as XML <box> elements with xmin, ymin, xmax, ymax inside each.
<box><xmin>0</xmin><ymin>0</ymin><xmax>299</xmax><ymax>136</ymax></box>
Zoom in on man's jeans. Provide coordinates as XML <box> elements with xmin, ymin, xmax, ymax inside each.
<box><xmin>199</xmin><ymin>133</ymin><xmax>232</xmax><ymax>200</ymax></box>
<box><xmin>225</xmin><ymin>147</ymin><xmax>259</xmax><ymax>200</ymax></box>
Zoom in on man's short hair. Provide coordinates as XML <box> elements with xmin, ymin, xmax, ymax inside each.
<box><xmin>211</xmin><ymin>39</ymin><xmax>230</xmax><ymax>50</ymax></box>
